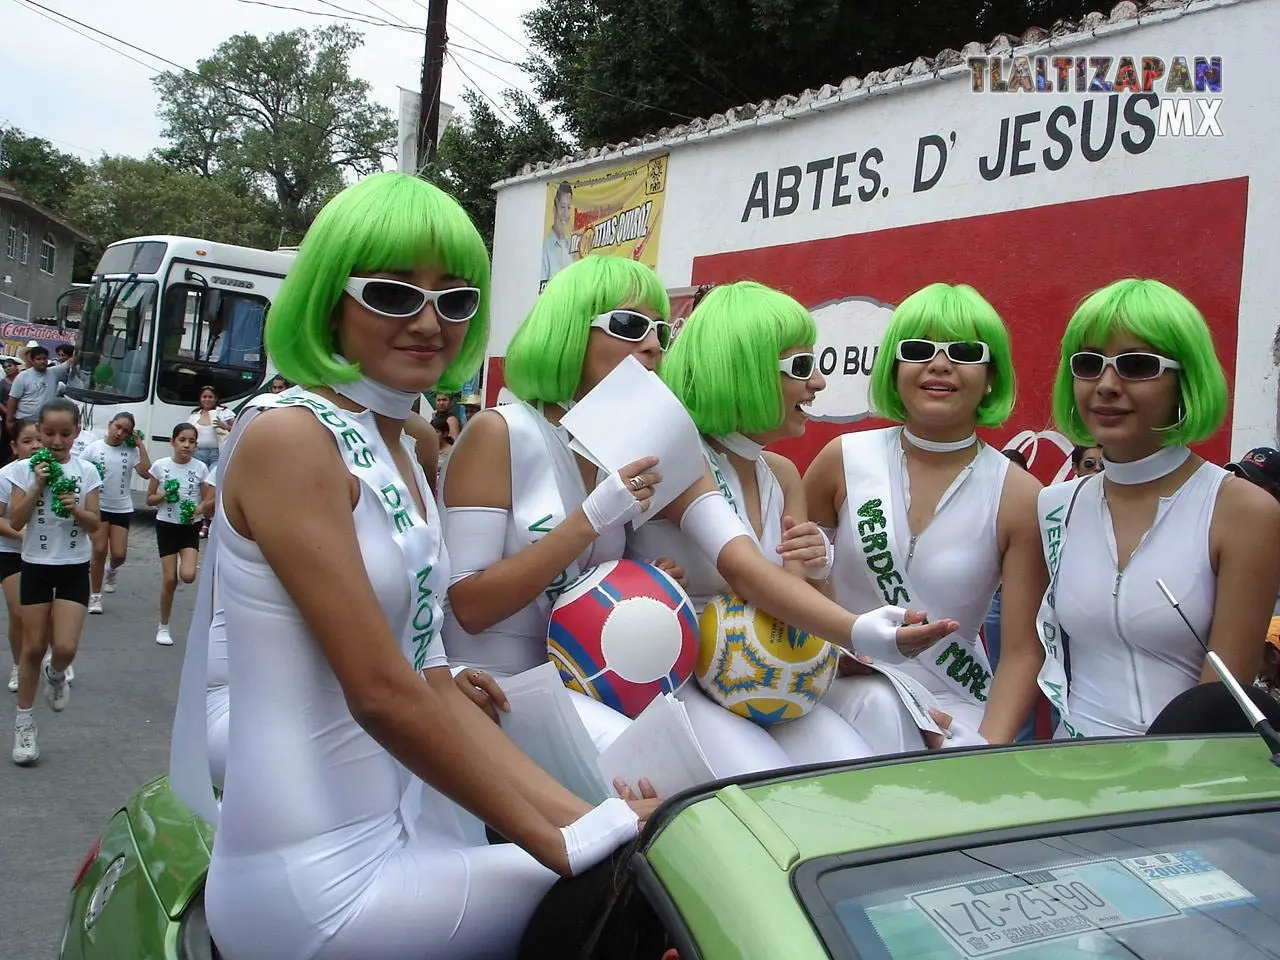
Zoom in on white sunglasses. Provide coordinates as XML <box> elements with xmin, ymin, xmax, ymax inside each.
<box><xmin>590</xmin><ymin>310</ymin><xmax>673</xmax><ymax>351</ymax></box>
<box><xmin>779</xmin><ymin>353</ymin><xmax>817</xmax><ymax>380</ymax></box>
<box><xmin>344</xmin><ymin>277</ymin><xmax>481</xmax><ymax>323</ymax></box>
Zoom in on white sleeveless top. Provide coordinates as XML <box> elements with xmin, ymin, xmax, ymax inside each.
<box><xmin>1054</xmin><ymin>462</ymin><xmax>1226</xmax><ymax>736</ymax></box>
<box><xmin>831</xmin><ymin>428</ymin><xmax>1008</xmax><ymax>710</ymax></box>
<box><xmin>211</xmin><ymin>393</ymin><xmax>453</xmax><ymax>868</ymax></box>
<box><xmin>628</xmin><ymin>440</ymin><xmax>783</xmax><ymax>614</ymax></box>
<box><xmin>441</xmin><ymin>401</ymin><xmax>625</xmax><ymax>676</ymax></box>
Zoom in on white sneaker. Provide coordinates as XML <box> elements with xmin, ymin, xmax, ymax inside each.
<box><xmin>7</xmin><ymin>664</ymin><xmax>17</xmax><ymax>693</ymax></box>
<box><xmin>104</xmin><ymin>566</ymin><xmax>118</xmax><ymax>593</ymax></box>
<box><xmin>155</xmin><ymin>624</ymin><xmax>173</xmax><ymax>646</ymax></box>
<box><xmin>44</xmin><ymin>662</ymin><xmax>70</xmax><ymax>712</ymax></box>
<box><xmin>88</xmin><ymin>594</ymin><xmax>104</xmax><ymax>615</ymax></box>
<box><xmin>12</xmin><ymin>719</ymin><xmax>38</xmax><ymax>765</ymax></box>
<box><xmin>41</xmin><ymin>653</ymin><xmax>73</xmax><ymax>685</ymax></box>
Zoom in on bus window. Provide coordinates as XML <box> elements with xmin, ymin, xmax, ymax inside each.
<box><xmin>64</xmin><ymin>278</ymin><xmax>158</xmax><ymax>403</ymax></box>
<box><xmin>155</xmin><ymin>283</ymin><xmax>269</xmax><ymax>406</ymax></box>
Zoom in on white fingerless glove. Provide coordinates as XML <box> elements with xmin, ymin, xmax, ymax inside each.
<box><xmin>942</xmin><ymin>724</ymin><xmax>989</xmax><ymax>750</ymax></box>
<box><xmin>561</xmin><ymin>797</ymin><xmax>640</xmax><ymax>876</ymax></box>
<box><xmin>803</xmin><ymin>527</ymin><xmax>835</xmax><ymax>582</ymax></box>
<box><xmin>849</xmin><ymin>605</ymin><xmax>910</xmax><ymax>664</ymax></box>
<box><xmin>581</xmin><ymin>472</ymin><xmax>645</xmax><ymax>535</ymax></box>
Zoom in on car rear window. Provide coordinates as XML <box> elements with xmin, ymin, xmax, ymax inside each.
<box><xmin>801</xmin><ymin>809</ymin><xmax>1280</xmax><ymax>958</ymax></box>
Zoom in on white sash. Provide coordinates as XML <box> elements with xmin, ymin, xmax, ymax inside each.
<box><xmin>1034</xmin><ymin>475</ymin><xmax>1091</xmax><ymax>740</ymax></box>
<box><xmin>700</xmin><ymin>440</ymin><xmax>766</xmax><ymax>550</ymax></box>
<box><xmin>170</xmin><ymin>388</ymin><xmax>470</xmax><ymax>843</ymax></box>
<box><xmin>841</xmin><ymin>429</ymin><xmax>994</xmax><ymax>708</ymax></box>
<box><xmin>497</xmin><ymin>402</ymin><xmax>600</xmax><ymax>611</ymax></box>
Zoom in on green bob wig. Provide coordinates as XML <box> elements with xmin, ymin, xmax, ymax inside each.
<box><xmin>503</xmin><ymin>255</ymin><xmax>669</xmax><ymax>404</ymax></box>
<box><xmin>1052</xmin><ymin>278</ymin><xmax>1228</xmax><ymax>447</ymax></box>
<box><xmin>265</xmin><ymin>172</ymin><xmax>490</xmax><ymax>392</ymax></box>
<box><xmin>868</xmin><ymin>283</ymin><xmax>1016</xmax><ymax>427</ymax></box>
<box><xmin>661</xmin><ymin>281</ymin><xmax>817</xmax><ymax>435</ymax></box>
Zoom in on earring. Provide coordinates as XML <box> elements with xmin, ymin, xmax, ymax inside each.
<box><xmin>985</xmin><ymin>384</ymin><xmax>993</xmax><ymax>395</ymax></box>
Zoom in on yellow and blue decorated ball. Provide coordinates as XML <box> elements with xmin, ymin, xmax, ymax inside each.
<box><xmin>695</xmin><ymin>591</ymin><xmax>837</xmax><ymax>725</ymax></box>
<box><xmin>548</xmin><ymin>559</ymin><xmax>699</xmax><ymax>718</ymax></box>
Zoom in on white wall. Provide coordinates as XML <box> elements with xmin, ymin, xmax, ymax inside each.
<box><xmin>491</xmin><ymin>0</ymin><xmax>1279</xmax><ymax>457</ymax></box>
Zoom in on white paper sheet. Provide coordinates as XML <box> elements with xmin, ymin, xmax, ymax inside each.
<box><xmin>850</xmin><ymin>657</ymin><xmax>944</xmax><ymax>736</ymax></box>
<box><xmin>497</xmin><ymin>662</ymin><xmax>610</xmax><ymax>805</ymax></box>
<box><xmin>596</xmin><ymin>693</ymin><xmax>715</xmax><ymax>798</ymax></box>
<box><xmin>560</xmin><ymin>355</ymin><xmax>707</xmax><ymax>528</ymax></box>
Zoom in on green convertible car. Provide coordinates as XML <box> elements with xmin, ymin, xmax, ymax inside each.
<box><xmin>59</xmin><ymin>734</ymin><xmax>1280</xmax><ymax>959</ymax></box>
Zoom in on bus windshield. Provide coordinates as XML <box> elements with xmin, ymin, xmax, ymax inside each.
<box><xmin>155</xmin><ymin>281</ymin><xmax>269</xmax><ymax>406</ymax></box>
<box><xmin>64</xmin><ymin>277</ymin><xmax>158</xmax><ymax>403</ymax></box>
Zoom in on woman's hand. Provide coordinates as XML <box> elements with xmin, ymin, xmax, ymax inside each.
<box><xmin>580</xmin><ymin>455</ymin><xmax>661</xmax><ymax>534</ymax></box>
<box><xmin>454</xmin><ymin>668</ymin><xmax>509</xmax><ymax>724</ymax></box>
<box><xmin>31</xmin><ymin>461</ymin><xmax>50</xmax><ymax>488</ymax></box>
<box><xmin>777</xmin><ymin>515</ymin><xmax>832</xmax><ymax>577</ymax></box>
<box><xmin>922</xmin><ymin>708</ymin><xmax>954</xmax><ymax>750</ymax></box>
<box><xmin>850</xmin><ymin>606</ymin><xmax>958</xmax><ymax>661</ymax></box>
<box><xmin>57</xmin><ymin>490</ymin><xmax>77</xmax><ymax>514</ymax></box>
<box><xmin>836</xmin><ymin>651</ymin><xmax>877</xmax><ymax>677</ymax></box>
<box><xmin>652</xmin><ymin>556</ymin><xmax>687</xmax><ymax>589</ymax></box>
<box><xmin>612</xmin><ymin>777</ymin><xmax>662</xmax><ymax>825</ymax></box>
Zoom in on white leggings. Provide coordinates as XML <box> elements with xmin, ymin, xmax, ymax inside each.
<box><xmin>207</xmin><ymin>829</ymin><xmax>557</xmax><ymax>960</ymax></box>
<box><xmin>207</xmin><ymin>684</ymin><xmax>229</xmax><ymax>791</ymax></box>
<box><xmin>820</xmin><ymin>674</ymin><xmax>930</xmax><ymax>755</ymax></box>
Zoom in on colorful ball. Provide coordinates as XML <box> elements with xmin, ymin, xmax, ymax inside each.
<box><xmin>547</xmin><ymin>559</ymin><xmax>699</xmax><ymax>718</ymax></box>
<box><xmin>695</xmin><ymin>591</ymin><xmax>838</xmax><ymax>725</ymax></box>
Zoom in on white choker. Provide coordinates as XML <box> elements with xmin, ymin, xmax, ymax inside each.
<box><xmin>1101</xmin><ymin>445</ymin><xmax>1191</xmax><ymax>485</ymax></box>
<box><xmin>713</xmin><ymin>433</ymin><xmax>765</xmax><ymax>461</ymax></box>
<box><xmin>328</xmin><ymin>357</ymin><xmax>420</xmax><ymax>420</ymax></box>
<box><xmin>902</xmin><ymin>427</ymin><xmax>977</xmax><ymax>453</ymax></box>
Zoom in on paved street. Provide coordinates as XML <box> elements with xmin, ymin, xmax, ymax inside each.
<box><xmin>0</xmin><ymin>514</ymin><xmax>196</xmax><ymax>960</ymax></box>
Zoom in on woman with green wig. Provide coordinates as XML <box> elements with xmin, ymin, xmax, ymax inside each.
<box><xmin>630</xmin><ymin>281</ymin><xmax>958</xmax><ymax>766</ymax></box>
<box><xmin>1034</xmin><ymin>278</ymin><xmax>1280</xmax><ymax>739</ymax></box>
<box><xmin>445</xmin><ymin>262</ymin><xmax>955</xmax><ymax>779</ymax></box>
<box><xmin>805</xmin><ymin>282</ymin><xmax>1048</xmax><ymax>748</ymax></box>
<box><xmin>169</xmin><ymin>174</ymin><xmax>657</xmax><ymax>960</ymax></box>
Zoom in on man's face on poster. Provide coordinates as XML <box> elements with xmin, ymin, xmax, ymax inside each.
<box><xmin>554</xmin><ymin>191</ymin><xmax>572</xmax><ymax>234</ymax></box>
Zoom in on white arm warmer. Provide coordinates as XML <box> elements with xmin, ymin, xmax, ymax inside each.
<box><xmin>849</xmin><ymin>605</ymin><xmax>911</xmax><ymax>664</ymax></box>
<box><xmin>581</xmin><ymin>471</ymin><xmax>644</xmax><ymax>535</ymax></box>
<box><xmin>677</xmin><ymin>491</ymin><xmax>752</xmax><ymax>566</ymax></box>
<box><xmin>803</xmin><ymin>526</ymin><xmax>836</xmax><ymax>582</ymax></box>
<box><xmin>561</xmin><ymin>797</ymin><xmax>639</xmax><ymax>876</ymax></box>
<box><xmin>444</xmin><ymin>507</ymin><xmax>508</xmax><ymax>586</ymax></box>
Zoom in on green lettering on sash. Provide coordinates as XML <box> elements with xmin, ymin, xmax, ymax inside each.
<box><xmin>381</xmin><ymin>484</ymin><xmax>402</xmax><ymax>508</ymax></box>
<box><xmin>529</xmin><ymin>514</ymin><xmax>553</xmax><ymax>534</ymax></box>
<box><xmin>862</xmin><ymin>531</ymin><xmax>888</xmax><ymax>552</ymax></box>
<box><xmin>319</xmin><ymin>410</ymin><xmax>347</xmax><ymax>429</ymax></box>
<box><xmin>868</xmin><ymin>551</ymin><xmax>895</xmax><ymax>574</ymax></box>
<box><xmin>856</xmin><ymin>498</ymin><xmax>885</xmax><ymax>520</ymax></box>
<box><xmin>545</xmin><ymin>569</ymin><xmax>570</xmax><ymax>603</ymax></box>
<box><xmin>339</xmin><ymin>427</ymin><xmax>365</xmax><ymax>450</ymax></box>
<box><xmin>351</xmin><ymin>447</ymin><xmax>375</xmax><ymax>469</ymax></box>
<box><xmin>411</xmin><ymin>564</ymin><xmax>435</xmax><ymax>670</ymax></box>
<box><xmin>936</xmin><ymin>641</ymin><xmax>962</xmax><ymax>667</ymax></box>
<box><xmin>393</xmin><ymin>510</ymin><xmax>414</xmax><ymax>534</ymax></box>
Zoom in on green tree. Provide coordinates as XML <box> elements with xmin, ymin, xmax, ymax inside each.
<box><xmin>153</xmin><ymin>24</ymin><xmax>396</xmax><ymax>241</ymax></box>
<box><xmin>523</xmin><ymin>0</ymin><xmax>1098</xmax><ymax>145</ymax></box>
<box><xmin>65</xmin><ymin>157</ymin><xmax>277</xmax><ymax>254</ymax></box>
<box><xmin>0</xmin><ymin>128</ymin><xmax>91</xmax><ymax>216</ymax></box>
<box><xmin>426</xmin><ymin>89</ymin><xmax>569</xmax><ymax>246</ymax></box>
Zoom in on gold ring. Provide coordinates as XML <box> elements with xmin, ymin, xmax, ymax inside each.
<box><xmin>629</xmin><ymin>476</ymin><xmax>646</xmax><ymax>490</ymax></box>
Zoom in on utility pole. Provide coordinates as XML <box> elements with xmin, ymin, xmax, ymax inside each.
<box><xmin>418</xmin><ymin>0</ymin><xmax>449</xmax><ymax>168</ymax></box>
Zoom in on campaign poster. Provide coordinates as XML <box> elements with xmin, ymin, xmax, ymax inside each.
<box><xmin>539</xmin><ymin>154</ymin><xmax>669</xmax><ymax>291</ymax></box>
<box><xmin>0</xmin><ymin>320</ymin><xmax>69</xmax><ymax>360</ymax></box>
<box><xmin>689</xmin><ymin>178</ymin><xmax>1247</xmax><ymax>483</ymax></box>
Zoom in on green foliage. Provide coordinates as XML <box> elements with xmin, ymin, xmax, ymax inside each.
<box><xmin>0</xmin><ymin>128</ymin><xmax>90</xmax><ymax>213</ymax></box>
<box><xmin>424</xmin><ymin>88</ymin><xmax>568</xmax><ymax>247</ymax></box>
<box><xmin>153</xmin><ymin>24</ymin><xmax>396</xmax><ymax>242</ymax></box>
<box><xmin>64</xmin><ymin>157</ymin><xmax>278</xmax><ymax>254</ymax></box>
<box><xmin>522</xmin><ymin>0</ymin><xmax>1100</xmax><ymax>145</ymax></box>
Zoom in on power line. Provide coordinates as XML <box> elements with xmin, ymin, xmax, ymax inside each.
<box><xmin>236</xmin><ymin>0</ymin><xmax>408</xmax><ymax>30</ymax></box>
<box><xmin>446</xmin><ymin>52</ymin><xmax>515</xmax><ymax>125</ymax></box>
<box><xmin>9</xmin><ymin>0</ymin><xmax>168</xmax><ymax>75</ymax></box>
<box><xmin>11</xmin><ymin>0</ymin><xmax>388</xmax><ymax>159</ymax></box>
<box><xmin>358</xmin><ymin>0</ymin><xmax>414</xmax><ymax>28</ymax></box>
<box><xmin>451</xmin><ymin>0</ymin><xmax>531</xmax><ymax>56</ymax></box>
<box><xmin>449</xmin><ymin>48</ymin><xmax>530</xmax><ymax>98</ymax></box>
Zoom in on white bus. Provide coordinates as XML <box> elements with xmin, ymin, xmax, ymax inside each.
<box><xmin>62</xmin><ymin>236</ymin><xmax>296</xmax><ymax>485</ymax></box>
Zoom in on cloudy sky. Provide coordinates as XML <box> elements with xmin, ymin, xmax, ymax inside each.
<box><xmin>1</xmin><ymin>0</ymin><xmax>539</xmax><ymax>162</ymax></box>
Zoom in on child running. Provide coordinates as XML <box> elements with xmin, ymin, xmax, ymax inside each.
<box><xmin>7</xmin><ymin>399</ymin><xmax>102</xmax><ymax>765</ymax></box>
<box><xmin>1</xmin><ymin>422</ymin><xmax>43</xmax><ymax>693</ymax></box>
<box><xmin>147</xmin><ymin>423</ymin><xmax>212</xmax><ymax>646</ymax></box>
<box><xmin>82</xmin><ymin>412</ymin><xmax>152</xmax><ymax>614</ymax></box>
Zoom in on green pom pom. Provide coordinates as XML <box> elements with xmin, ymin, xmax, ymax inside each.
<box><xmin>30</xmin><ymin>448</ymin><xmax>76</xmax><ymax>518</ymax></box>
<box><xmin>93</xmin><ymin>363</ymin><xmax>114</xmax><ymax>386</ymax></box>
<box><xmin>125</xmin><ymin>432</ymin><xmax>138</xmax><ymax>448</ymax></box>
<box><xmin>91</xmin><ymin>459</ymin><xmax>106</xmax><ymax>480</ymax></box>
<box><xmin>163</xmin><ymin>477</ymin><xmax>181</xmax><ymax>503</ymax></box>
<box><xmin>179</xmin><ymin>499</ymin><xmax>198</xmax><ymax>526</ymax></box>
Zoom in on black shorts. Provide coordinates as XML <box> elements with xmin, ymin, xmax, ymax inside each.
<box><xmin>156</xmin><ymin>520</ymin><xmax>202</xmax><ymax>557</ymax></box>
<box><xmin>0</xmin><ymin>552</ymin><xmax>21</xmax><ymax>581</ymax></box>
<box><xmin>101</xmin><ymin>510</ymin><xmax>133</xmax><ymax>530</ymax></box>
<box><xmin>20</xmin><ymin>560</ymin><xmax>91</xmax><ymax>606</ymax></box>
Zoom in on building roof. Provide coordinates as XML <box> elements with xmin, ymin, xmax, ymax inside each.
<box><xmin>496</xmin><ymin>0</ymin><xmax>1233</xmax><ymax>188</ymax></box>
<box><xmin>0</xmin><ymin>180</ymin><xmax>94</xmax><ymax>243</ymax></box>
